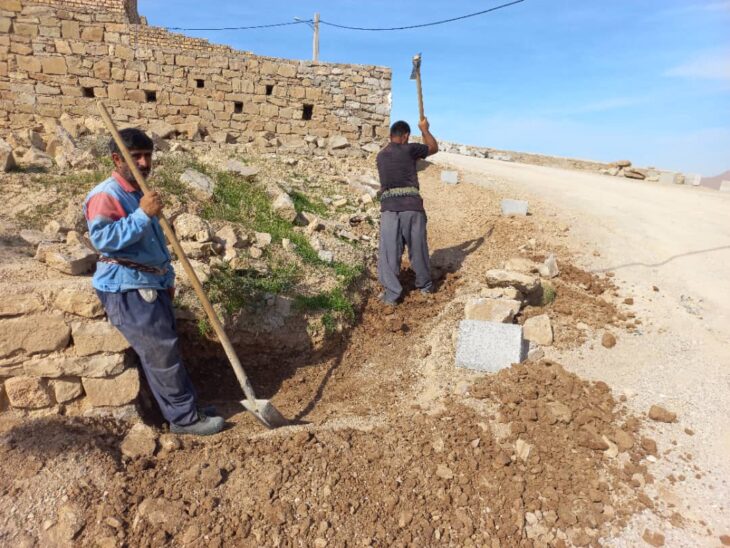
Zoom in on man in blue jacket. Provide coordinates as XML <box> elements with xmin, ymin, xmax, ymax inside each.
<box><xmin>84</xmin><ymin>128</ymin><xmax>223</xmax><ymax>436</ymax></box>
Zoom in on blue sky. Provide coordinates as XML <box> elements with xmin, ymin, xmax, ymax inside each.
<box><xmin>139</xmin><ymin>1</ymin><xmax>730</xmax><ymax>176</ymax></box>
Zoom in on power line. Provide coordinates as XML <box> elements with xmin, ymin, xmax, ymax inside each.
<box><xmin>164</xmin><ymin>1</ymin><xmax>525</xmax><ymax>33</ymax></box>
<box><xmin>319</xmin><ymin>0</ymin><xmax>526</xmax><ymax>31</ymax></box>
<box><xmin>166</xmin><ymin>20</ymin><xmax>311</xmax><ymax>32</ymax></box>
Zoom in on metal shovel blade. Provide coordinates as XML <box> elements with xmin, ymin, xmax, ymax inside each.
<box><xmin>410</xmin><ymin>53</ymin><xmax>421</xmax><ymax>79</ymax></box>
<box><xmin>241</xmin><ymin>398</ymin><xmax>289</xmax><ymax>429</ymax></box>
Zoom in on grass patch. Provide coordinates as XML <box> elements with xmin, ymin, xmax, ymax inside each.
<box><xmin>202</xmin><ymin>171</ymin><xmax>330</xmax><ymax>267</ymax></box>
<box><xmin>150</xmin><ymin>155</ymin><xmax>210</xmax><ymax>204</ymax></box>
<box><xmin>192</xmin><ymin>163</ymin><xmax>365</xmax><ymax>327</ymax></box>
<box><xmin>205</xmin><ymin>262</ymin><xmax>299</xmax><ymax>315</ymax></box>
<box><xmin>197</xmin><ymin>318</ymin><xmax>211</xmax><ymax>337</ymax></box>
<box><xmin>295</xmin><ymin>287</ymin><xmax>353</xmax><ymax>316</ymax></box>
<box><xmin>333</xmin><ymin>262</ymin><xmax>363</xmax><ymax>286</ymax></box>
<box><xmin>541</xmin><ymin>282</ymin><xmax>556</xmax><ymax>306</ymax></box>
<box><xmin>291</xmin><ymin>190</ymin><xmax>328</xmax><ymax>216</ymax></box>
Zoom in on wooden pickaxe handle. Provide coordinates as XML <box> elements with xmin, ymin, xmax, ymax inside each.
<box><xmin>415</xmin><ymin>68</ymin><xmax>425</xmax><ymax>121</ymax></box>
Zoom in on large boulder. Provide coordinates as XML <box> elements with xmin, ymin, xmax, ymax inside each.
<box><xmin>224</xmin><ymin>159</ymin><xmax>259</xmax><ymax>179</ymax></box>
<box><xmin>1</xmin><ymin>352</ymin><xmax>127</xmax><ymax>378</ymax></box>
<box><xmin>46</xmin><ymin>125</ymin><xmax>87</xmax><ymax>169</ymax></box>
<box><xmin>539</xmin><ymin>254</ymin><xmax>559</xmax><ymax>279</ymax></box>
<box><xmin>4</xmin><ymin>377</ymin><xmax>52</xmax><ymax>409</ymax></box>
<box><xmin>0</xmin><ymin>138</ymin><xmax>17</xmax><ymax>172</ymax></box>
<box><xmin>148</xmin><ymin>120</ymin><xmax>177</xmax><ymax>139</ymax></box>
<box><xmin>0</xmin><ymin>294</ymin><xmax>44</xmax><ymax>317</ymax></box>
<box><xmin>504</xmin><ymin>257</ymin><xmax>540</xmax><ymax>274</ymax></box>
<box><xmin>272</xmin><ymin>192</ymin><xmax>297</xmax><ymax>223</ymax></box>
<box><xmin>180</xmin><ymin>168</ymin><xmax>214</xmax><ymax>199</ymax></box>
<box><xmin>54</xmin><ymin>286</ymin><xmax>105</xmax><ymax>318</ymax></box>
<box><xmin>71</xmin><ymin>321</ymin><xmax>130</xmax><ymax>356</ymax></box>
<box><xmin>21</xmin><ymin>147</ymin><xmax>54</xmax><ymax>170</ymax></box>
<box><xmin>173</xmin><ymin>213</ymin><xmax>211</xmax><ymax>242</ymax></box>
<box><xmin>523</xmin><ymin>314</ymin><xmax>553</xmax><ymax>346</ymax></box>
<box><xmin>121</xmin><ymin>423</ymin><xmax>158</xmax><ymax>459</ymax></box>
<box><xmin>464</xmin><ymin>298</ymin><xmax>521</xmax><ymax>323</ymax></box>
<box><xmin>82</xmin><ymin>368</ymin><xmax>140</xmax><ymax>407</ymax></box>
<box><xmin>35</xmin><ymin>242</ymin><xmax>97</xmax><ymax>275</ymax></box>
<box><xmin>215</xmin><ymin>225</ymin><xmax>246</xmax><ymax>251</ymax></box>
<box><xmin>0</xmin><ymin>314</ymin><xmax>70</xmax><ymax>358</ymax></box>
<box><xmin>486</xmin><ymin>269</ymin><xmax>540</xmax><ymax>294</ymax></box>
<box><xmin>50</xmin><ymin>379</ymin><xmax>84</xmax><ymax>403</ymax></box>
<box><xmin>328</xmin><ymin>135</ymin><xmax>350</xmax><ymax>150</ymax></box>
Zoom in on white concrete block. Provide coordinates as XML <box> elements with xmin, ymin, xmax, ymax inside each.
<box><xmin>455</xmin><ymin>320</ymin><xmax>529</xmax><ymax>373</ymax></box>
<box><xmin>441</xmin><ymin>170</ymin><xmax>459</xmax><ymax>185</ymax></box>
<box><xmin>501</xmin><ymin>199</ymin><xmax>528</xmax><ymax>216</ymax></box>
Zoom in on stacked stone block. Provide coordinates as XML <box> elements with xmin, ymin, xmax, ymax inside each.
<box><xmin>0</xmin><ymin>0</ymin><xmax>392</xmax><ymax>150</ymax></box>
<box><xmin>0</xmin><ymin>282</ymin><xmax>139</xmax><ymax>416</ymax></box>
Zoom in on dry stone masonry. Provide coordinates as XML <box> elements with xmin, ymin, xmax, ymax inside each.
<box><xmin>0</xmin><ymin>281</ymin><xmax>138</xmax><ymax>417</ymax></box>
<box><xmin>0</xmin><ymin>0</ymin><xmax>392</xmax><ymax>152</ymax></box>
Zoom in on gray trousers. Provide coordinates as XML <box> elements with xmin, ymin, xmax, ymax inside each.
<box><xmin>97</xmin><ymin>289</ymin><xmax>199</xmax><ymax>426</ymax></box>
<box><xmin>378</xmin><ymin>210</ymin><xmax>433</xmax><ymax>303</ymax></box>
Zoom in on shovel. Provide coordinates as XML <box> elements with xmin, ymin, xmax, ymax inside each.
<box><xmin>97</xmin><ymin>101</ymin><xmax>288</xmax><ymax>429</ymax></box>
<box><xmin>410</xmin><ymin>53</ymin><xmax>425</xmax><ymax>121</ymax></box>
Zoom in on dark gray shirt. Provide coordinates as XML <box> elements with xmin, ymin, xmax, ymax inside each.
<box><xmin>376</xmin><ymin>142</ymin><xmax>430</xmax><ymax>212</ymax></box>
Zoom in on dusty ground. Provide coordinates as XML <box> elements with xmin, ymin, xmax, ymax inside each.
<box><xmin>2</xmin><ymin>155</ymin><xmax>724</xmax><ymax>546</ymax></box>
<box><xmin>434</xmin><ymin>152</ymin><xmax>730</xmax><ymax>546</ymax></box>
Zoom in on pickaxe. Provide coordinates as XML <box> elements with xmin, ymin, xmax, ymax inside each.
<box><xmin>410</xmin><ymin>53</ymin><xmax>425</xmax><ymax>121</ymax></box>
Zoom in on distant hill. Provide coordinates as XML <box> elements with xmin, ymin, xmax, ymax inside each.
<box><xmin>701</xmin><ymin>170</ymin><xmax>730</xmax><ymax>190</ymax></box>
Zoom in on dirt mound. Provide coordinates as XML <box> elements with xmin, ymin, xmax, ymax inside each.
<box><xmin>0</xmin><ymin>361</ymin><xmax>648</xmax><ymax>547</ymax></box>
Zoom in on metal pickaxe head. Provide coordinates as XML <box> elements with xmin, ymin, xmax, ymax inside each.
<box><xmin>410</xmin><ymin>53</ymin><xmax>421</xmax><ymax>80</ymax></box>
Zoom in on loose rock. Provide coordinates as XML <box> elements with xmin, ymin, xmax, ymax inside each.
<box><xmin>224</xmin><ymin>160</ymin><xmax>259</xmax><ymax>179</ymax></box>
<box><xmin>35</xmin><ymin>243</ymin><xmax>97</xmax><ymax>275</ymax></box>
<box><xmin>648</xmin><ymin>405</ymin><xmax>677</xmax><ymax>423</ymax></box>
<box><xmin>464</xmin><ymin>297</ymin><xmax>521</xmax><ymax>323</ymax></box>
<box><xmin>523</xmin><ymin>314</ymin><xmax>553</xmax><ymax>346</ymax></box>
<box><xmin>601</xmin><ymin>332</ymin><xmax>617</xmax><ymax>348</ymax></box>
<box><xmin>121</xmin><ymin>423</ymin><xmax>158</xmax><ymax>459</ymax></box>
<box><xmin>642</xmin><ymin>529</ymin><xmax>665</xmax><ymax>546</ymax></box>
<box><xmin>485</xmin><ymin>269</ymin><xmax>540</xmax><ymax>294</ymax></box>
<box><xmin>180</xmin><ymin>168</ymin><xmax>215</xmax><ymax>199</ymax></box>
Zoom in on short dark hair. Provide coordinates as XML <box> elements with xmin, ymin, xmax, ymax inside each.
<box><xmin>109</xmin><ymin>128</ymin><xmax>154</xmax><ymax>156</ymax></box>
<box><xmin>390</xmin><ymin>120</ymin><xmax>411</xmax><ymax>137</ymax></box>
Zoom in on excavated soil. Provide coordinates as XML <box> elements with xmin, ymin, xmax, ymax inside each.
<box><xmin>0</xmin><ymin>164</ymin><xmax>652</xmax><ymax>546</ymax></box>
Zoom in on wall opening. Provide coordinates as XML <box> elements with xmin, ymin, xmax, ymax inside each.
<box><xmin>302</xmin><ymin>104</ymin><xmax>314</xmax><ymax>121</ymax></box>
<box><xmin>82</xmin><ymin>87</ymin><xmax>95</xmax><ymax>98</ymax></box>
<box><xmin>195</xmin><ymin>79</ymin><xmax>205</xmax><ymax>89</ymax></box>
<box><xmin>265</xmin><ymin>84</ymin><xmax>274</xmax><ymax>96</ymax></box>
<box><xmin>234</xmin><ymin>101</ymin><xmax>243</xmax><ymax>114</ymax></box>
<box><xmin>145</xmin><ymin>90</ymin><xmax>157</xmax><ymax>103</ymax></box>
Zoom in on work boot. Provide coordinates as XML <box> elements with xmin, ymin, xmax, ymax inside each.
<box><xmin>170</xmin><ymin>413</ymin><xmax>224</xmax><ymax>436</ymax></box>
<box><xmin>378</xmin><ymin>292</ymin><xmax>399</xmax><ymax>308</ymax></box>
<box><xmin>197</xmin><ymin>404</ymin><xmax>219</xmax><ymax>417</ymax></box>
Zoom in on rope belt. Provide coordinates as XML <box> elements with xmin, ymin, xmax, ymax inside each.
<box><xmin>98</xmin><ymin>256</ymin><xmax>168</xmax><ymax>276</ymax></box>
<box><xmin>380</xmin><ymin>186</ymin><xmax>421</xmax><ymax>200</ymax></box>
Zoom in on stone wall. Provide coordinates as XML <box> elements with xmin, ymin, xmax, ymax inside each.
<box><xmin>0</xmin><ymin>0</ymin><xmax>392</xmax><ymax>150</ymax></box>
<box><xmin>0</xmin><ymin>279</ymin><xmax>139</xmax><ymax>418</ymax></box>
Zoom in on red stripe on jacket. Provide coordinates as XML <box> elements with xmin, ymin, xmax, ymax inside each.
<box><xmin>85</xmin><ymin>192</ymin><xmax>126</xmax><ymax>221</ymax></box>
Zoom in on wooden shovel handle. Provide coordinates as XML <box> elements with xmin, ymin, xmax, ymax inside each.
<box><xmin>96</xmin><ymin>101</ymin><xmax>259</xmax><ymax>406</ymax></box>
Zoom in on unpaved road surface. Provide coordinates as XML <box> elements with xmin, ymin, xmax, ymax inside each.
<box><xmin>434</xmin><ymin>152</ymin><xmax>730</xmax><ymax>546</ymax></box>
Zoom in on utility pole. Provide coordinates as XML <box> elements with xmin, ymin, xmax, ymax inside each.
<box><xmin>313</xmin><ymin>12</ymin><xmax>320</xmax><ymax>62</ymax></box>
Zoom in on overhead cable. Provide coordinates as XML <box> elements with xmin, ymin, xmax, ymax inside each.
<box><xmin>165</xmin><ymin>0</ymin><xmax>525</xmax><ymax>32</ymax></box>
<box><xmin>166</xmin><ymin>20</ymin><xmax>311</xmax><ymax>32</ymax></box>
<box><xmin>319</xmin><ymin>0</ymin><xmax>526</xmax><ymax>31</ymax></box>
